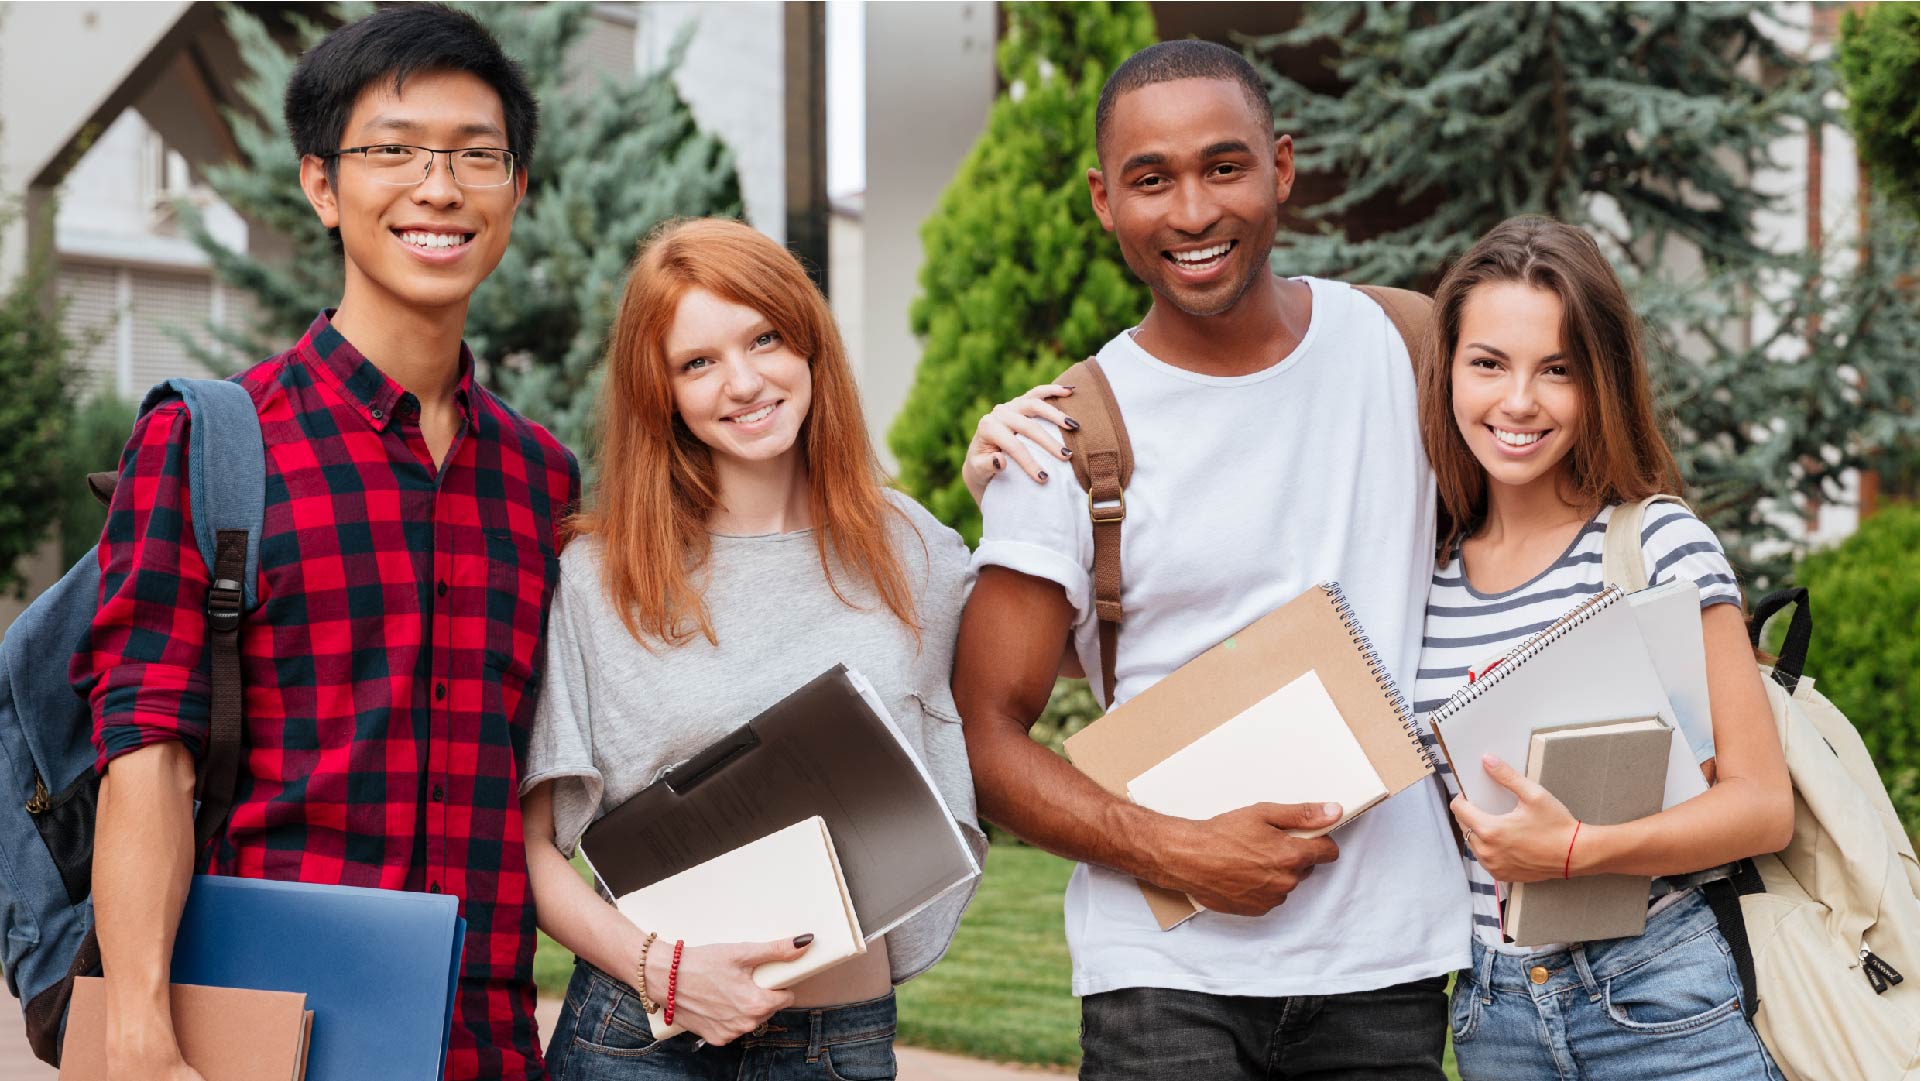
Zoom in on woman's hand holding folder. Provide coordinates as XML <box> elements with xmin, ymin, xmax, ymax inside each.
<box><xmin>1147</xmin><ymin>801</ymin><xmax>1344</xmax><ymax>917</ymax></box>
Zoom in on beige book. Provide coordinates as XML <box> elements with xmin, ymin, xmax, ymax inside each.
<box><xmin>1126</xmin><ymin>669</ymin><xmax>1387</xmax><ymax>837</ymax></box>
<box><xmin>61</xmin><ymin>977</ymin><xmax>312</xmax><ymax>1081</ymax></box>
<box><xmin>613</xmin><ymin>815</ymin><xmax>865</xmax><ymax>1039</ymax></box>
<box><xmin>1504</xmin><ymin>717</ymin><xmax>1673</xmax><ymax>946</ymax></box>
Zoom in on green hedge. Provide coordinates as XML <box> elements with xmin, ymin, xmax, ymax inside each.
<box><xmin>1781</xmin><ymin>505</ymin><xmax>1919</xmax><ymax>835</ymax></box>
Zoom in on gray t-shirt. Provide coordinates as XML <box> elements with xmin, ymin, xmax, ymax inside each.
<box><xmin>522</xmin><ymin>489</ymin><xmax>986</xmax><ymax>983</ymax></box>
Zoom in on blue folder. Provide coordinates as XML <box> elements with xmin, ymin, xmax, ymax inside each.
<box><xmin>171</xmin><ymin>875</ymin><xmax>465</xmax><ymax>1081</ymax></box>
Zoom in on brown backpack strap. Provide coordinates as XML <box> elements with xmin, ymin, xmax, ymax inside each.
<box><xmin>1352</xmin><ymin>284</ymin><xmax>1436</xmax><ymax>377</ymax></box>
<box><xmin>1059</xmin><ymin>357</ymin><xmax>1132</xmax><ymax>708</ymax></box>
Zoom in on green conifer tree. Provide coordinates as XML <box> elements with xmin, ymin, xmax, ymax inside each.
<box><xmin>182</xmin><ymin>2</ymin><xmax>741</xmax><ymax>460</ymax></box>
<box><xmin>889</xmin><ymin>1</ymin><xmax>1156</xmax><ymax>543</ymax></box>
<box><xmin>0</xmin><ymin>223</ymin><xmax>74</xmax><ymax>593</ymax></box>
<box><xmin>1252</xmin><ymin>2</ymin><xmax>1918</xmax><ymax>581</ymax></box>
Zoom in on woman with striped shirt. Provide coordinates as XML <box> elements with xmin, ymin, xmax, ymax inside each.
<box><xmin>1418</xmin><ymin>217</ymin><xmax>1792</xmax><ymax>1080</ymax></box>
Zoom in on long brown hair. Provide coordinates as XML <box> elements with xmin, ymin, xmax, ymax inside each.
<box><xmin>1420</xmin><ymin>216</ymin><xmax>1684</xmax><ymax>559</ymax></box>
<box><xmin>574</xmin><ymin>217</ymin><xmax>918</xmax><ymax>647</ymax></box>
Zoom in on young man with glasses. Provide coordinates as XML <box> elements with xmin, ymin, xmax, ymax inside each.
<box><xmin>81</xmin><ymin>7</ymin><xmax>576</xmax><ymax>1079</ymax></box>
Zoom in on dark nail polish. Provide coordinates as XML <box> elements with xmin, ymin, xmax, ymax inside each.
<box><xmin>993</xmin><ymin>455</ymin><xmax>1004</xmax><ymax>470</ymax></box>
<box><xmin>1038</xmin><ymin>471</ymin><xmax>1049</xmax><ymax>483</ymax></box>
<box><xmin>1061</xmin><ymin>384</ymin><xmax>1077</xmax><ymax>391</ymax></box>
<box><xmin>1064</xmin><ymin>417</ymin><xmax>1081</xmax><ymax>431</ymax></box>
<box><xmin>794</xmin><ymin>933</ymin><xmax>815</xmax><ymax>948</ymax></box>
<box><xmin>1060</xmin><ymin>446</ymin><xmax>1073</xmax><ymax>458</ymax></box>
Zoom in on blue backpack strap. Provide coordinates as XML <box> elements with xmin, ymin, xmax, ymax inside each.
<box><xmin>137</xmin><ymin>379</ymin><xmax>265</xmax><ymax>610</ymax></box>
<box><xmin>135</xmin><ymin>378</ymin><xmax>263</xmax><ymax>850</ymax></box>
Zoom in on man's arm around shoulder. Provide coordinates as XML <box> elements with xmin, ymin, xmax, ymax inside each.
<box><xmin>94</xmin><ymin>739</ymin><xmax>205</xmax><ymax>1081</ymax></box>
<box><xmin>953</xmin><ymin>567</ymin><xmax>1342</xmax><ymax>918</ymax></box>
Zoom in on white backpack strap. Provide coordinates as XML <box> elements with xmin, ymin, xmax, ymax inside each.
<box><xmin>1601</xmin><ymin>494</ymin><xmax>1690</xmax><ymax>591</ymax></box>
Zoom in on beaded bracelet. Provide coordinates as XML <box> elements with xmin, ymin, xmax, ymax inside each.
<box><xmin>663</xmin><ymin>939</ymin><xmax>685</xmax><ymax>1027</ymax></box>
<box><xmin>634</xmin><ymin>931</ymin><xmax>660</xmax><ymax>1013</ymax></box>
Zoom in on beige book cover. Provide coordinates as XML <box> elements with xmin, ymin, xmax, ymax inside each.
<box><xmin>61</xmin><ymin>977</ymin><xmax>312</xmax><ymax>1081</ymax></box>
<box><xmin>1063</xmin><ymin>583</ymin><xmax>1432</xmax><ymax>929</ymax></box>
<box><xmin>1504</xmin><ymin>718</ymin><xmax>1672</xmax><ymax>946</ymax></box>
<box><xmin>614</xmin><ymin>815</ymin><xmax>865</xmax><ymax>1038</ymax></box>
<box><xmin>1126</xmin><ymin>670</ymin><xmax>1388</xmax><ymax>837</ymax></box>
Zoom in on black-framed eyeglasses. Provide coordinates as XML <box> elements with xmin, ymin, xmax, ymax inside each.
<box><xmin>318</xmin><ymin>144</ymin><xmax>518</xmax><ymax>189</ymax></box>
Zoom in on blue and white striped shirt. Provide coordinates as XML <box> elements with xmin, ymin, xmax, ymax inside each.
<box><xmin>1414</xmin><ymin>501</ymin><xmax>1742</xmax><ymax>947</ymax></box>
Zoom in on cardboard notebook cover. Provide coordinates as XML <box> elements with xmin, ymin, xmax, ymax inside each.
<box><xmin>581</xmin><ymin>664</ymin><xmax>979</xmax><ymax>943</ymax></box>
<box><xmin>1062</xmin><ymin>583</ymin><xmax>1433</xmax><ymax>930</ymax></box>
<box><xmin>1504</xmin><ymin>718</ymin><xmax>1672</xmax><ymax>946</ymax></box>
<box><xmin>62</xmin><ymin>977</ymin><xmax>312</xmax><ymax>1081</ymax></box>
<box><xmin>615</xmin><ymin>816</ymin><xmax>866</xmax><ymax>1039</ymax></box>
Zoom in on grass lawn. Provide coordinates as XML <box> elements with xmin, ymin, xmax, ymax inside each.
<box><xmin>534</xmin><ymin>844</ymin><xmax>1460</xmax><ymax>1077</ymax></box>
<box><xmin>896</xmin><ymin>844</ymin><xmax>1081</xmax><ymax>1066</ymax></box>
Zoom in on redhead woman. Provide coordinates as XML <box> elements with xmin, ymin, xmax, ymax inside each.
<box><xmin>1418</xmin><ymin>217</ymin><xmax>1791</xmax><ymax>1080</ymax></box>
<box><xmin>521</xmin><ymin>218</ymin><xmax>1001</xmax><ymax>1081</ymax></box>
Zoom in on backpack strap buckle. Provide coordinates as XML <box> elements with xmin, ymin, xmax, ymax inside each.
<box><xmin>206</xmin><ymin>578</ymin><xmax>244</xmax><ymax>634</ymax></box>
<box><xmin>1088</xmin><ymin>491</ymin><xmax>1126</xmax><ymax>525</ymax></box>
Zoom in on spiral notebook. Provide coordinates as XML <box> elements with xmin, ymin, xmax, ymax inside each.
<box><xmin>1064</xmin><ymin>583</ymin><xmax>1434</xmax><ymax>929</ymax></box>
<box><xmin>1426</xmin><ymin>586</ymin><xmax>1709</xmax><ymax>819</ymax></box>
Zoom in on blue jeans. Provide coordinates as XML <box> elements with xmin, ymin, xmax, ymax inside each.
<box><xmin>545</xmin><ymin>960</ymin><xmax>899</xmax><ymax>1081</ymax></box>
<box><xmin>1451</xmin><ymin>889</ymin><xmax>1784</xmax><ymax>1081</ymax></box>
<box><xmin>1079</xmin><ymin>975</ymin><xmax>1450</xmax><ymax>1080</ymax></box>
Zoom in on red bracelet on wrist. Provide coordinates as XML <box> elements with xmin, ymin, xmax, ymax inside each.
<box><xmin>1563</xmin><ymin>821</ymin><xmax>1583</xmax><ymax>879</ymax></box>
<box><xmin>662</xmin><ymin>939</ymin><xmax>685</xmax><ymax>1026</ymax></box>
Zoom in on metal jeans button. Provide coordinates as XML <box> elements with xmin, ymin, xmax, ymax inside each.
<box><xmin>1529</xmin><ymin>965</ymin><xmax>1551</xmax><ymax>985</ymax></box>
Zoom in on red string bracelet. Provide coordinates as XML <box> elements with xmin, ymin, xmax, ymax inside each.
<box><xmin>1563</xmin><ymin>822</ymin><xmax>1582</xmax><ymax>879</ymax></box>
<box><xmin>662</xmin><ymin>939</ymin><xmax>685</xmax><ymax>1026</ymax></box>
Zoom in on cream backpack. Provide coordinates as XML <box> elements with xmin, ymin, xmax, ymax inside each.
<box><xmin>1604</xmin><ymin>495</ymin><xmax>1920</xmax><ymax>1081</ymax></box>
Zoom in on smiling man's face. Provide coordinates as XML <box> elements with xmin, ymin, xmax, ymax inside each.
<box><xmin>1090</xmin><ymin>77</ymin><xmax>1291</xmax><ymax>318</ymax></box>
<box><xmin>301</xmin><ymin>69</ymin><xmax>526</xmax><ymax>317</ymax></box>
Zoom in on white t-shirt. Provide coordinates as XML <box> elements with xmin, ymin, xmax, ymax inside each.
<box><xmin>972</xmin><ymin>277</ymin><xmax>1471</xmax><ymax>998</ymax></box>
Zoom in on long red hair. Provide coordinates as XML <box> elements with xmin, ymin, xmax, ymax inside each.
<box><xmin>574</xmin><ymin>217</ymin><xmax>918</xmax><ymax>647</ymax></box>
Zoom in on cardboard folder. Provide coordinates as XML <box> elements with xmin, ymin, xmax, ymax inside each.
<box><xmin>1064</xmin><ymin>583</ymin><xmax>1433</xmax><ymax>929</ymax></box>
<box><xmin>169</xmin><ymin>875</ymin><xmax>465</xmax><ymax>1081</ymax></box>
<box><xmin>580</xmin><ymin>664</ymin><xmax>979</xmax><ymax>943</ymax></box>
<box><xmin>61</xmin><ymin>978</ymin><xmax>313</xmax><ymax>1081</ymax></box>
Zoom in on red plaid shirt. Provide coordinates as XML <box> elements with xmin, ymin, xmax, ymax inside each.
<box><xmin>80</xmin><ymin>313</ymin><xmax>578</xmax><ymax>1081</ymax></box>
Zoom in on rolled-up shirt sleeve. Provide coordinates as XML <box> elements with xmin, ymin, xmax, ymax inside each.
<box><xmin>79</xmin><ymin>402</ymin><xmax>213</xmax><ymax>769</ymax></box>
<box><xmin>969</xmin><ymin>432</ymin><xmax>1093</xmax><ymax>619</ymax></box>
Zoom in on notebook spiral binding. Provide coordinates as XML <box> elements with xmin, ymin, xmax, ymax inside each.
<box><xmin>1427</xmin><ymin>586</ymin><xmax>1625</xmax><ymax>732</ymax></box>
<box><xmin>1323</xmin><ymin>582</ymin><xmax>1435</xmax><ymax>769</ymax></box>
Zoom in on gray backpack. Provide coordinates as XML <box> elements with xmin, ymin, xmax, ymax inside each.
<box><xmin>0</xmin><ymin>377</ymin><xmax>263</xmax><ymax>1064</ymax></box>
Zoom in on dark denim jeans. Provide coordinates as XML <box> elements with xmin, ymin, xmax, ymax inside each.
<box><xmin>1079</xmin><ymin>975</ymin><xmax>1450</xmax><ymax>1081</ymax></box>
<box><xmin>545</xmin><ymin>960</ymin><xmax>899</xmax><ymax>1081</ymax></box>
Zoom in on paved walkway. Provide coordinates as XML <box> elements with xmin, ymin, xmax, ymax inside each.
<box><xmin>0</xmin><ymin>993</ymin><xmax>1066</xmax><ymax>1079</ymax></box>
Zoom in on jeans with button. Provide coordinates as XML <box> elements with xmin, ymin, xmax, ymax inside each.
<box><xmin>1079</xmin><ymin>974</ymin><xmax>1450</xmax><ymax>1080</ymax></box>
<box><xmin>1450</xmin><ymin>889</ymin><xmax>1784</xmax><ymax>1081</ymax></box>
<box><xmin>545</xmin><ymin>960</ymin><xmax>899</xmax><ymax>1081</ymax></box>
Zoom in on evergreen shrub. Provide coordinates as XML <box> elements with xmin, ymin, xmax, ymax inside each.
<box><xmin>56</xmin><ymin>393</ymin><xmax>137</xmax><ymax>567</ymax></box>
<box><xmin>0</xmin><ymin>238</ymin><xmax>74</xmax><ymax>594</ymax></box>
<box><xmin>889</xmin><ymin>1</ymin><xmax>1154</xmax><ymax>545</ymax></box>
<box><xmin>1775</xmin><ymin>506</ymin><xmax>1920</xmax><ymax>837</ymax></box>
<box><xmin>1838</xmin><ymin>3</ymin><xmax>1920</xmax><ymax>211</ymax></box>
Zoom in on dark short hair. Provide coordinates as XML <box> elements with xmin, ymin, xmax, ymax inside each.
<box><xmin>1094</xmin><ymin>41</ymin><xmax>1270</xmax><ymax>162</ymax></box>
<box><xmin>285</xmin><ymin>4</ymin><xmax>538</xmax><ymax>168</ymax></box>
